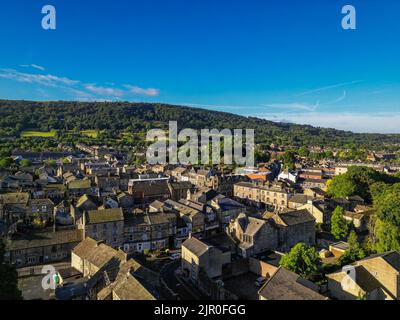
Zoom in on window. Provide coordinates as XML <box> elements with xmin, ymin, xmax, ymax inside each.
<box><xmin>28</xmin><ymin>256</ymin><xmax>36</xmax><ymax>264</ymax></box>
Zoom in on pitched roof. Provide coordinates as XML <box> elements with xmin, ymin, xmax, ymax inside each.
<box><xmin>258</xmin><ymin>267</ymin><xmax>326</xmax><ymax>300</ymax></box>
<box><xmin>97</xmin><ymin>258</ymin><xmax>159</xmax><ymax>300</ymax></box>
<box><xmin>6</xmin><ymin>229</ymin><xmax>83</xmax><ymax>251</ymax></box>
<box><xmin>112</xmin><ymin>274</ymin><xmax>156</xmax><ymax>300</ymax></box>
<box><xmin>289</xmin><ymin>194</ymin><xmax>312</xmax><ymax>205</ymax></box>
<box><xmin>72</xmin><ymin>237</ymin><xmax>126</xmax><ymax>269</ymax></box>
<box><xmin>0</xmin><ymin>192</ymin><xmax>30</xmax><ymax>205</ymax></box>
<box><xmin>326</xmin><ymin>265</ymin><xmax>383</xmax><ymax>294</ymax></box>
<box><xmin>237</xmin><ymin>214</ymin><xmax>265</xmax><ymax>236</ymax></box>
<box><xmin>182</xmin><ymin>237</ymin><xmax>210</xmax><ymax>257</ymax></box>
<box><xmin>86</xmin><ymin>208</ymin><xmax>124</xmax><ymax>224</ymax></box>
<box><xmin>274</xmin><ymin>209</ymin><xmax>315</xmax><ymax>226</ymax></box>
<box><xmin>129</xmin><ymin>180</ymin><xmax>170</xmax><ymax>195</ymax></box>
<box><xmin>68</xmin><ymin>179</ymin><xmax>91</xmax><ymax>190</ymax></box>
<box><xmin>360</xmin><ymin>251</ymin><xmax>400</xmax><ymax>273</ymax></box>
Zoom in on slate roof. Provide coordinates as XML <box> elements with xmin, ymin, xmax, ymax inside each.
<box><xmin>326</xmin><ymin>265</ymin><xmax>383</xmax><ymax>294</ymax></box>
<box><xmin>258</xmin><ymin>267</ymin><xmax>326</xmax><ymax>300</ymax></box>
<box><xmin>112</xmin><ymin>274</ymin><xmax>156</xmax><ymax>300</ymax></box>
<box><xmin>72</xmin><ymin>237</ymin><xmax>126</xmax><ymax>269</ymax></box>
<box><xmin>0</xmin><ymin>192</ymin><xmax>30</xmax><ymax>205</ymax></box>
<box><xmin>288</xmin><ymin>194</ymin><xmax>312</xmax><ymax>205</ymax></box>
<box><xmin>274</xmin><ymin>209</ymin><xmax>315</xmax><ymax>226</ymax></box>
<box><xmin>68</xmin><ymin>179</ymin><xmax>91</xmax><ymax>190</ymax></box>
<box><xmin>237</xmin><ymin>214</ymin><xmax>265</xmax><ymax>236</ymax></box>
<box><xmin>360</xmin><ymin>251</ymin><xmax>400</xmax><ymax>272</ymax></box>
<box><xmin>6</xmin><ymin>229</ymin><xmax>83</xmax><ymax>251</ymax></box>
<box><xmin>86</xmin><ymin>208</ymin><xmax>124</xmax><ymax>224</ymax></box>
<box><xmin>130</xmin><ymin>180</ymin><xmax>170</xmax><ymax>195</ymax></box>
<box><xmin>182</xmin><ymin>237</ymin><xmax>210</xmax><ymax>257</ymax></box>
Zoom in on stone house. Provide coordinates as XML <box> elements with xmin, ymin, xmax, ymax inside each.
<box><xmin>5</xmin><ymin>229</ymin><xmax>83</xmax><ymax>267</ymax></box>
<box><xmin>71</xmin><ymin>237</ymin><xmax>127</xmax><ymax>278</ymax></box>
<box><xmin>228</xmin><ymin>213</ymin><xmax>278</xmax><ymax>258</ymax></box>
<box><xmin>77</xmin><ymin>208</ymin><xmax>125</xmax><ymax>249</ymax></box>
<box><xmin>209</xmin><ymin>194</ymin><xmax>245</xmax><ymax>228</ymax></box>
<box><xmin>67</xmin><ymin>179</ymin><xmax>92</xmax><ymax>197</ymax></box>
<box><xmin>298</xmin><ymin>200</ymin><xmax>330</xmax><ymax>224</ymax></box>
<box><xmin>28</xmin><ymin>198</ymin><xmax>55</xmax><ymax>223</ymax></box>
<box><xmin>71</xmin><ymin>238</ymin><xmax>160</xmax><ymax>300</ymax></box>
<box><xmin>123</xmin><ymin>210</ymin><xmax>176</xmax><ymax>253</ymax></box>
<box><xmin>0</xmin><ymin>192</ymin><xmax>30</xmax><ymax>222</ymax></box>
<box><xmin>288</xmin><ymin>194</ymin><xmax>313</xmax><ymax>209</ymax></box>
<box><xmin>128</xmin><ymin>179</ymin><xmax>171</xmax><ymax>205</ymax></box>
<box><xmin>233</xmin><ymin>182</ymin><xmax>291</xmax><ymax>210</ymax></box>
<box><xmin>163</xmin><ymin>199</ymin><xmax>205</xmax><ymax>234</ymax></box>
<box><xmin>327</xmin><ymin>251</ymin><xmax>400</xmax><ymax>300</ymax></box>
<box><xmin>168</xmin><ymin>181</ymin><xmax>193</xmax><ymax>201</ymax></box>
<box><xmin>181</xmin><ymin>237</ymin><xmax>231</xmax><ymax>283</ymax></box>
<box><xmin>271</xmin><ymin>209</ymin><xmax>316</xmax><ymax>252</ymax></box>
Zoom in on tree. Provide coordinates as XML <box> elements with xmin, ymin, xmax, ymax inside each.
<box><xmin>0</xmin><ymin>239</ymin><xmax>22</xmax><ymax>300</ymax></box>
<box><xmin>0</xmin><ymin>157</ymin><xmax>12</xmax><ymax>168</ymax></box>
<box><xmin>331</xmin><ymin>206</ymin><xmax>349</xmax><ymax>240</ymax></box>
<box><xmin>44</xmin><ymin>159</ymin><xmax>57</xmax><ymax>167</ymax></box>
<box><xmin>371</xmin><ymin>217</ymin><xmax>400</xmax><ymax>253</ymax></box>
<box><xmin>282</xmin><ymin>150</ymin><xmax>296</xmax><ymax>170</ymax></box>
<box><xmin>297</xmin><ymin>146</ymin><xmax>309</xmax><ymax>157</ymax></box>
<box><xmin>327</xmin><ymin>174</ymin><xmax>357</xmax><ymax>198</ymax></box>
<box><xmin>327</xmin><ymin>166</ymin><xmax>392</xmax><ymax>203</ymax></box>
<box><xmin>339</xmin><ymin>231</ymin><xmax>366</xmax><ymax>265</ymax></box>
<box><xmin>279</xmin><ymin>243</ymin><xmax>319</xmax><ymax>279</ymax></box>
<box><xmin>19</xmin><ymin>159</ymin><xmax>31</xmax><ymax>167</ymax></box>
<box><xmin>369</xmin><ymin>183</ymin><xmax>400</xmax><ymax>253</ymax></box>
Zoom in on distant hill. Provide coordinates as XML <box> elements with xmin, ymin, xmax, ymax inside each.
<box><xmin>0</xmin><ymin>99</ymin><xmax>399</xmax><ymax>149</ymax></box>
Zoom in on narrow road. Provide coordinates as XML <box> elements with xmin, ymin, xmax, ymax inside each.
<box><xmin>160</xmin><ymin>260</ymin><xmax>197</xmax><ymax>300</ymax></box>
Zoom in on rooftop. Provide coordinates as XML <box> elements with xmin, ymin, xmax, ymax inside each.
<box><xmin>86</xmin><ymin>208</ymin><xmax>124</xmax><ymax>224</ymax></box>
<box><xmin>258</xmin><ymin>267</ymin><xmax>326</xmax><ymax>300</ymax></box>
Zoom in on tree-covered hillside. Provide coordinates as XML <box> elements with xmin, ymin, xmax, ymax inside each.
<box><xmin>0</xmin><ymin>100</ymin><xmax>399</xmax><ymax>150</ymax></box>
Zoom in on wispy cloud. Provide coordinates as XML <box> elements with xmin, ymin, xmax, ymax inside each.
<box><xmin>179</xmin><ymin>102</ymin><xmax>248</xmax><ymax>110</ymax></box>
<box><xmin>20</xmin><ymin>64</ymin><xmax>46</xmax><ymax>71</ymax></box>
<box><xmin>85</xmin><ymin>84</ymin><xmax>124</xmax><ymax>97</ymax></box>
<box><xmin>264</xmin><ymin>102</ymin><xmax>320</xmax><ymax>112</ymax></box>
<box><xmin>263</xmin><ymin>91</ymin><xmax>347</xmax><ymax>112</ymax></box>
<box><xmin>0</xmin><ymin>65</ymin><xmax>161</xmax><ymax>101</ymax></box>
<box><xmin>0</xmin><ymin>68</ymin><xmax>78</xmax><ymax>87</ymax></box>
<box><xmin>322</xmin><ymin>90</ymin><xmax>347</xmax><ymax>105</ymax></box>
<box><xmin>125</xmin><ymin>85</ymin><xmax>160</xmax><ymax>97</ymax></box>
<box><xmin>297</xmin><ymin>80</ymin><xmax>363</xmax><ymax>96</ymax></box>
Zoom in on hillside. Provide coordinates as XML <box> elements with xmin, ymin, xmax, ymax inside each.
<box><xmin>0</xmin><ymin>99</ymin><xmax>399</xmax><ymax>150</ymax></box>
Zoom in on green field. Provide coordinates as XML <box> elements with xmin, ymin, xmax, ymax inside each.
<box><xmin>21</xmin><ymin>130</ymin><xmax>57</xmax><ymax>138</ymax></box>
<box><xmin>81</xmin><ymin>130</ymin><xmax>99</xmax><ymax>138</ymax></box>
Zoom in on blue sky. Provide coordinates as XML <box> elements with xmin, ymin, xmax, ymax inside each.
<box><xmin>0</xmin><ymin>0</ymin><xmax>400</xmax><ymax>133</ymax></box>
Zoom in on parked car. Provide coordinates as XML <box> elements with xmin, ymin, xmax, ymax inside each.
<box><xmin>169</xmin><ymin>252</ymin><xmax>181</xmax><ymax>260</ymax></box>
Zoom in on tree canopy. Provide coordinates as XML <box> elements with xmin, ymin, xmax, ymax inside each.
<box><xmin>279</xmin><ymin>243</ymin><xmax>319</xmax><ymax>279</ymax></box>
<box><xmin>0</xmin><ymin>240</ymin><xmax>22</xmax><ymax>300</ymax></box>
<box><xmin>327</xmin><ymin>166</ymin><xmax>398</xmax><ymax>203</ymax></box>
<box><xmin>331</xmin><ymin>206</ymin><xmax>349</xmax><ymax>240</ymax></box>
